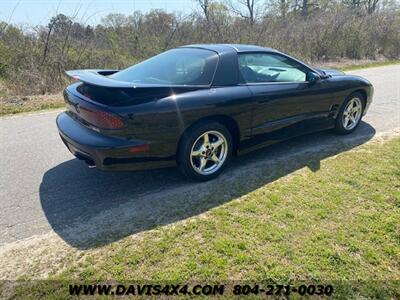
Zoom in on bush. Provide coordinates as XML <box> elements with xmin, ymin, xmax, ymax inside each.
<box><xmin>0</xmin><ymin>7</ymin><xmax>399</xmax><ymax>96</ymax></box>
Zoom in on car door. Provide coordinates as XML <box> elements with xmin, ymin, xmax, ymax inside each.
<box><xmin>239</xmin><ymin>52</ymin><xmax>336</xmax><ymax>144</ymax></box>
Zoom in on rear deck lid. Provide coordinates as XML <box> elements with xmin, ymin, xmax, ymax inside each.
<box><xmin>65</xmin><ymin>69</ymin><xmax>203</xmax><ymax>107</ymax></box>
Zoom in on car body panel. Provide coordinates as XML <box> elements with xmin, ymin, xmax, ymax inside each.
<box><xmin>57</xmin><ymin>113</ymin><xmax>176</xmax><ymax>171</ymax></box>
<box><xmin>57</xmin><ymin>44</ymin><xmax>374</xmax><ymax>172</ymax></box>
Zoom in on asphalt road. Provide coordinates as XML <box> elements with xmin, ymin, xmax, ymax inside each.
<box><xmin>0</xmin><ymin>65</ymin><xmax>399</xmax><ymax>249</ymax></box>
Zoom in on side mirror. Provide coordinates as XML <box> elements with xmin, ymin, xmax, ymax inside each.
<box><xmin>307</xmin><ymin>72</ymin><xmax>321</xmax><ymax>85</ymax></box>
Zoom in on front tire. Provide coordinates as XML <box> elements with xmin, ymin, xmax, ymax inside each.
<box><xmin>334</xmin><ymin>92</ymin><xmax>365</xmax><ymax>134</ymax></box>
<box><xmin>177</xmin><ymin>121</ymin><xmax>233</xmax><ymax>181</ymax></box>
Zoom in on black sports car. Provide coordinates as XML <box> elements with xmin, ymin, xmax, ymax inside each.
<box><xmin>57</xmin><ymin>44</ymin><xmax>373</xmax><ymax>181</ymax></box>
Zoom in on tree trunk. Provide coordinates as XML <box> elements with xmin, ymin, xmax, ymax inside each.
<box><xmin>280</xmin><ymin>0</ymin><xmax>287</xmax><ymax>17</ymax></box>
<box><xmin>246</xmin><ymin>0</ymin><xmax>255</xmax><ymax>26</ymax></box>
<box><xmin>41</xmin><ymin>24</ymin><xmax>54</xmax><ymax>65</ymax></box>
<box><xmin>302</xmin><ymin>0</ymin><xmax>309</xmax><ymax>17</ymax></box>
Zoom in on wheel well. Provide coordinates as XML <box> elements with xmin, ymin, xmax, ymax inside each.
<box><xmin>353</xmin><ymin>89</ymin><xmax>367</xmax><ymax>106</ymax></box>
<box><xmin>177</xmin><ymin>115</ymin><xmax>241</xmax><ymax>155</ymax></box>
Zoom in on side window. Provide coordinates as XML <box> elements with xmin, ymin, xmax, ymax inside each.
<box><xmin>238</xmin><ymin>53</ymin><xmax>308</xmax><ymax>83</ymax></box>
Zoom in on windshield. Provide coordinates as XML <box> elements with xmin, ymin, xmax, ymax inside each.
<box><xmin>111</xmin><ymin>48</ymin><xmax>219</xmax><ymax>85</ymax></box>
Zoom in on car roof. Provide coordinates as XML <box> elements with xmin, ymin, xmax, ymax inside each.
<box><xmin>181</xmin><ymin>44</ymin><xmax>278</xmax><ymax>54</ymax></box>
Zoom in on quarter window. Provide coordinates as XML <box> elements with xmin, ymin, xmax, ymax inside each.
<box><xmin>238</xmin><ymin>53</ymin><xmax>308</xmax><ymax>83</ymax></box>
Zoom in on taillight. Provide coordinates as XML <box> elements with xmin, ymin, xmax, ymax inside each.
<box><xmin>79</xmin><ymin>106</ymin><xmax>124</xmax><ymax>129</ymax></box>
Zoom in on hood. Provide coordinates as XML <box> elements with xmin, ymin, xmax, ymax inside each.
<box><xmin>317</xmin><ymin>68</ymin><xmax>345</xmax><ymax>77</ymax></box>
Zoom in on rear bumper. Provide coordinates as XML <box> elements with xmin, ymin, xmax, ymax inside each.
<box><xmin>56</xmin><ymin>112</ymin><xmax>175</xmax><ymax>171</ymax></box>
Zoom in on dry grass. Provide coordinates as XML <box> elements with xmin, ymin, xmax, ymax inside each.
<box><xmin>317</xmin><ymin>58</ymin><xmax>400</xmax><ymax>71</ymax></box>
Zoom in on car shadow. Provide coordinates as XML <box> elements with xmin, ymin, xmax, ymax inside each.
<box><xmin>39</xmin><ymin>122</ymin><xmax>376</xmax><ymax>249</ymax></box>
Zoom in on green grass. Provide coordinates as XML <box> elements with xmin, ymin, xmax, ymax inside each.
<box><xmin>6</xmin><ymin>137</ymin><xmax>400</xmax><ymax>299</ymax></box>
<box><xmin>0</xmin><ymin>102</ymin><xmax>65</xmax><ymax>116</ymax></box>
<box><xmin>0</xmin><ymin>94</ymin><xmax>64</xmax><ymax>116</ymax></box>
<box><xmin>340</xmin><ymin>60</ymin><xmax>400</xmax><ymax>71</ymax></box>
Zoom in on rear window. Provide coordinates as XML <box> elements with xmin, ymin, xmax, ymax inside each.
<box><xmin>111</xmin><ymin>48</ymin><xmax>218</xmax><ymax>86</ymax></box>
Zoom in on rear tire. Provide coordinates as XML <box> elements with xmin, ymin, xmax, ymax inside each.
<box><xmin>177</xmin><ymin>121</ymin><xmax>233</xmax><ymax>181</ymax></box>
<box><xmin>334</xmin><ymin>92</ymin><xmax>365</xmax><ymax>134</ymax></box>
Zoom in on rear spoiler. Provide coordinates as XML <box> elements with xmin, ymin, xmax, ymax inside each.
<box><xmin>65</xmin><ymin>69</ymin><xmax>210</xmax><ymax>89</ymax></box>
<box><xmin>65</xmin><ymin>69</ymin><xmax>136</xmax><ymax>88</ymax></box>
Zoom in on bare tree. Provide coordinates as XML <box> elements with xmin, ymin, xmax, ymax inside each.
<box><xmin>343</xmin><ymin>0</ymin><xmax>364</xmax><ymax>9</ymax></box>
<box><xmin>366</xmin><ymin>0</ymin><xmax>380</xmax><ymax>13</ymax></box>
<box><xmin>225</xmin><ymin>0</ymin><xmax>264</xmax><ymax>25</ymax></box>
<box><xmin>302</xmin><ymin>0</ymin><xmax>309</xmax><ymax>16</ymax></box>
<box><xmin>298</xmin><ymin>0</ymin><xmax>319</xmax><ymax>16</ymax></box>
<box><xmin>195</xmin><ymin>0</ymin><xmax>212</xmax><ymax>21</ymax></box>
<box><xmin>342</xmin><ymin>0</ymin><xmax>381</xmax><ymax>13</ymax></box>
<box><xmin>1</xmin><ymin>0</ymin><xmax>400</xmax><ymax>96</ymax></box>
<box><xmin>0</xmin><ymin>0</ymin><xmax>21</xmax><ymax>36</ymax></box>
<box><xmin>279</xmin><ymin>0</ymin><xmax>289</xmax><ymax>17</ymax></box>
<box><xmin>41</xmin><ymin>21</ymin><xmax>54</xmax><ymax>65</ymax></box>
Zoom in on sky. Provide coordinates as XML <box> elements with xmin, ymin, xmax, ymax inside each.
<box><xmin>0</xmin><ymin>0</ymin><xmax>195</xmax><ymax>26</ymax></box>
